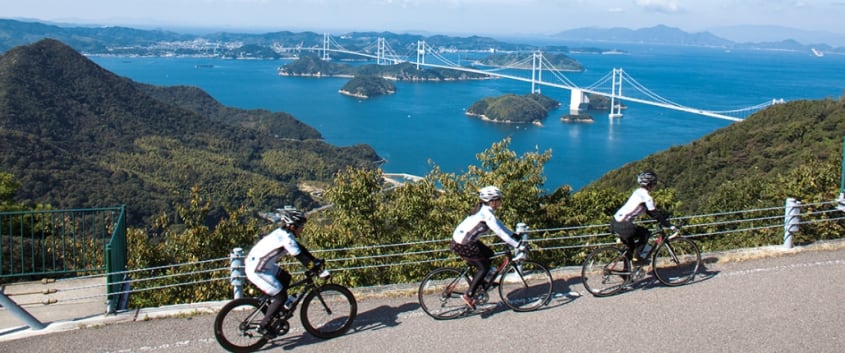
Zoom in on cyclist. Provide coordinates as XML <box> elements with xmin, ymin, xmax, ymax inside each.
<box><xmin>245</xmin><ymin>208</ymin><xmax>324</xmax><ymax>338</ymax></box>
<box><xmin>450</xmin><ymin>185</ymin><xmax>523</xmax><ymax>310</ymax></box>
<box><xmin>611</xmin><ymin>170</ymin><xmax>676</xmax><ymax>265</ymax></box>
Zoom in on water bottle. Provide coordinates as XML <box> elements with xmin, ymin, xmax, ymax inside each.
<box><xmin>640</xmin><ymin>243</ymin><xmax>652</xmax><ymax>258</ymax></box>
<box><xmin>283</xmin><ymin>294</ymin><xmax>297</xmax><ymax>310</ymax></box>
<box><xmin>483</xmin><ymin>267</ymin><xmax>497</xmax><ymax>284</ymax></box>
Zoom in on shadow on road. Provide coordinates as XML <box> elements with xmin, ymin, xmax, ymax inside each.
<box><xmin>627</xmin><ymin>256</ymin><xmax>721</xmax><ymax>293</ymax></box>
<box><xmin>258</xmin><ymin>302</ymin><xmax>421</xmax><ymax>351</ymax></box>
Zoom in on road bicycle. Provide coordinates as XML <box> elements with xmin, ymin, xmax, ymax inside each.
<box><xmin>213</xmin><ymin>265</ymin><xmax>357</xmax><ymax>353</ymax></box>
<box><xmin>418</xmin><ymin>233</ymin><xmax>553</xmax><ymax>319</ymax></box>
<box><xmin>581</xmin><ymin>223</ymin><xmax>701</xmax><ymax>297</ymax></box>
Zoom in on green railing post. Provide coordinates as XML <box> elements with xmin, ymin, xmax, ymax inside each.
<box><xmin>105</xmin><ymin>205</ymin><xmax>127</xmax><ymax>313</ymax></box>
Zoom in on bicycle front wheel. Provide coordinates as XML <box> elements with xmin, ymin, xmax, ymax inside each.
<box><xmin>300</xmin><ymin>284</ymin><xmax>357</xmax><ymax>339</ymax></box>
<box><xmin>418</xmin><ymin>267</ymin><xmax>471</xmax><ymax>320</ymax></box>
<box><xmin>213</xmin><ymin>297</ymin><xmax>268</xmax><ymax>353</ymax></box>
<box><xmin>652</xmin><ymin>237</ymin><xmax>701</xmax><ymax>286</ymax></box>
<box><xmin>581</xmin><ymin>246</ymin><xmax>628</xmax><ymax>297</ymax></box>
<box><xmin>498</xmin><ymin>260</ymin><xmax>553</xmax><ymax>312</ymax></box>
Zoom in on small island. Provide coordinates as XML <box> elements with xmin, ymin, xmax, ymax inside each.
<box><xmin>339</xmin><ymin>75</ymin><xmax>396</xmax><ymax>99</ymax></box>
<box><xmin>561</xmin><ymin>113</ymin><xmax>594</xmax><ymax>123</ymax></box>
<box><xmin>474</xmin><ymin>52</ymin><xmax>584</xmax><ymax>72</ymax></box>
<box><xmin>466</xmin><ymin>93</ymin><xmax>559</xmax><ymax>124</ymax></box>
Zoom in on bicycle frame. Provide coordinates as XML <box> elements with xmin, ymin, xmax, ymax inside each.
<box><xmin>443</xmin><ymin>250</ymin><xmax>512</xmax><ymax>298</ymax></box>
<box><xmin>608</xmin><ymin>227</ymin><xmax>686</xmax><ymax>279</ymax></box>
<box><xmin>241</xmin><ymin>269</ymin><xmax>325</xmax><ymax>328</ymax></box>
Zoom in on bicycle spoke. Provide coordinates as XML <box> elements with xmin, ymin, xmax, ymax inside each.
<box><xmin>652</xmin><ymin>238</ymin><xmax>701</xmax><ymax>286</ymax></box>
<box><xmin>418</xmin><ymin>268</ymin><xmax>471</xmax><ymax>320</ymax></box>
<box><xmin>214</xmin><ymin>298</ymin><xmax>268</xmax><ymax>352</ymax></box>
<box><xmin>582</xmin><ymin>247</ymin><xmax>627</xmax><ymax>297</ymax></box>
<box><xmin>499</xmin><ymin>261</ymin><xmax>553</xmax><ymax>312</ymax></box>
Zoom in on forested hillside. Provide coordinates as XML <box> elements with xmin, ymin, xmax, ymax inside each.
<box><xmin>0</xmin><ymin>39</ymin><xmax>381</xmax><ymax>226</ymax></box>
<box><xmin>583</xmin><ymin>98</ymin><xmax>845</xmax><ymax>214</ymax></box>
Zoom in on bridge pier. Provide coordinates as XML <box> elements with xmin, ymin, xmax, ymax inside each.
<box><xmin>569</xmin><ymin>88</ymin><xmax>589</xmax><ymax>115</ymax></box>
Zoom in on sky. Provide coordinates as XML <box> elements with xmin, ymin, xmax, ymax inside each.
<box><xmin>3</xmin><ymin>0</ymin><xmax>845</xmax><ymax>40</ymax></box>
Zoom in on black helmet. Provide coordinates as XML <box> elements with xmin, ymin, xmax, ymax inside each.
<box><xmin>637</xmin><ymin>170</ymin><xmax>658</xmax><ymax>187</ymax></box>
<box><xmin>259</xmin><ymin>208</ymin><xmax>307</xmax><ymax>228</ymax></box>
<box><xmin>276</xmin><ymin>208</ymin><xmax>307</xmax><ymax>228</ymax></box>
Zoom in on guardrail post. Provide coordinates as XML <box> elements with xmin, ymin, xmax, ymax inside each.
<box><xmin>784</xmin><ymin>198</ymin><xmax>801</xmax><ymax>249</ymax></box>
<box><xmin>838</xmin><ymin>136</ymin><xmax>845</xmax><ymax>211</ymax></box>
<box><xmin>0</xmin><ymin>288</ymin><xmax>46</xmax><ymax>330</ymax></box>
<box><xmin>230</xmin><ymin>248</ymin><xmax>245</xmax><ymax>299</ymax></box>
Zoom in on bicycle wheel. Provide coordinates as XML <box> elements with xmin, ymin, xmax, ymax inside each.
<box><xmin>652</xmin><ymin>237</ymin><xmax>701</xmax><ymax>286</ymax></box>
<box><xmin>498</xmin><ymin>260</ymin><xmax>553</xmax><ymax>312</ymax></box>
<box><xmin>300</xmin><ymin>283</ymin><xmax>357</xmax><ymax>339</ymax></box>
<box><xmin>418</xmin><ymin>267</ymin><xmax>471</xmax><ymax>320</ymax></box>
<box><xmin>581</xmin><ymin>246</ymin><xmax>628</xmax><ymax>297</ymax></box>
<box><xmin>214</xmin><ymin>297</ymin><xmax>268</xmax><ymax>353</ymax></box>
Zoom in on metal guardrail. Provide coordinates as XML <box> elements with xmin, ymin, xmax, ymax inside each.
<box><xmin>3</xmin><ymin>199</ymin><xmax>843</xmax><ymax>331</ymax></box>
<box><xmin>0</xmin><ymin>206</ymin><xmax>126</xmax><ymax>329</ymax></box>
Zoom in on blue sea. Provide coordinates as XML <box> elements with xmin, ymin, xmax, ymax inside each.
<box><xmin>91</xmin><ymin>44</ymin><xmax>845</xmax><ymax>191</ymax></box>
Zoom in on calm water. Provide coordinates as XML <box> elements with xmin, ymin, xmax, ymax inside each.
<box><xmin>91</xmin><ymin>45</ymin><xmax>845</xmax><ymax>190</ymax></box>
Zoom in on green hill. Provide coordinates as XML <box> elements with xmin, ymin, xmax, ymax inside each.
<box><xmin>0</xmin><ymin>39</ymin><xmax>381</xmax><ymax>226</ymax></box>
<box><xmin>466</xmin><ymin>93</ymin><xmax>560</xmax><ymax>124</ymax></box>
<box><xmin>582</xmin><ymin>98</ymin><xmax>845</xmax><ymax>214</ymax></box>
<box><xmin>339</xmin><ymin>76</ymin><xmax>396</xmax><ymax>98</ymax></box>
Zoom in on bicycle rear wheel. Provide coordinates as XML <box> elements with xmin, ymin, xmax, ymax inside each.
<box><xmin>581</xmin><ymin>246</ymin><xmax>628</xmax><ymax>297</ymax></box>
<box><xmin>498</xmin><ymin>261</ymin><xmax>553</xmax><ymax>312</ymax></box>
<box><xmin>418</xmin><ymin>267</ymin><xmax>471</xmax><ymax>320</ymax></box>
<box><xmin>652</xmin><ymin>237</ymin><xmax>701</xmax><ymax>286</ymax></box>
<box><xmin>213</xmin><ymin>297</ymin><xmax>268</xmax><ymax>353</ymax></box>
<box><xmin>300</xmin><ymin>284</ymin><xmax>357</xmax><ymax>339</ymax></box>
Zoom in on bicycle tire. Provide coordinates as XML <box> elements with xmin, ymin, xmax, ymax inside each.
<box><xmin>300</xmin><ymin>283</ymin><xmax>357</xmax><ymax>339</ymax></box>
<box><xmin>214</xmin><ymin>297</ymin><xmax>268</xmax><ymax>353</ymax></box>
<box><xmin>498</xmin><ymin>260</ymin><xmax>553</xmax><ymax>312</ymax></box>
<box><xmin>418</xmin><ymin>267</ymin><xmax>471</xmax><ymax>320</ymax></box>
<box><xmin>581</xmin><ymin>246</ymin><xmax>628</xmax><ymax>297</ymax></box>
<box><xmin>652</xmin><ymin>237</ymin><xmax>701</xmax><ymax>286</ymax></box>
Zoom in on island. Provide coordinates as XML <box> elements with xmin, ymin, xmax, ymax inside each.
<box><xmin>473</xmin><ymin>52</ymin><xmax>584</xmax><ymax>72</ymax></box>
<box><xmin>584</xmin><ymin>93</ymin><xmax>626</xmax><ymax>111</ymax></box>
<box><xmin>466</xmin><ymin>93</ymin><xmax>560</xmax><ymax>125</ymax></box>
<box><xmin>561</xmin><ymin>113</ymin><xmax>594</xmax><ymax>123</ymax></box>
<box><xmin>339</xmin><ymin>75</ymin><xmax>396</xmax><ymax>99</ymax></box>
<box><xmin>280</xmin><ymin>55</ymin><xmax>490</xmax><ymax>81</ymax></box>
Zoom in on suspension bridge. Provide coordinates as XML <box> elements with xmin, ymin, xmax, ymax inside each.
<box><xmin>286</xmin><ymin>34</ymin><xmax>784</xmax><ymax>122</ymax></box>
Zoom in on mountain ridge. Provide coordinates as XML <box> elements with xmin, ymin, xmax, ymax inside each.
<box><xmin>0</xmin><ymin>39</ymin><xmax>381</xmax><ymax>226</ymax></box>
<box><xmin>1</xmin><ymin>19</ymin><xmax>840</xmax><ymax>58</ymax></box>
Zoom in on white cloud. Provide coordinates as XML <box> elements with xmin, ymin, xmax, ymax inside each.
<box><xmin>634</xmin><ymin>0</ymin><xmax>681</xmax><ymax>13</ymax></box>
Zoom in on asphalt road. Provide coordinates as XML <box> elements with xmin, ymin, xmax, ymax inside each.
<box><xmin>3</xmin><ymin>245</ymin><xmax>845</xmax><ymax>353</ymax></box>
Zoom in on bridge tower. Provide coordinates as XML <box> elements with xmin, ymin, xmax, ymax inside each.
<box><xmin>609</xmin><ymin>68</ymin><xmax>624</xmax><ymax>118</ymax></box>
<box><xmin>322</xmin><ymin>33</ymin><xmax>331</xmax><ymax>61</ymax></box>
<box><xmin>531</xmin><ymin>51</ymin><xmax>542</xmax><ymax>94</ymax></box>
<box><xmin>377</xmin><ymin>37</ymin><xmax>385</xmax><ymax>65</ymax></box>
<box><xmin>416</xmin><ymin>40</ymin><xmax>426</xmax><ymax>70</ymax></box>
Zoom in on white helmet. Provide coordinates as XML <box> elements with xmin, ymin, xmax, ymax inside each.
<box><xmin>478</xmin><ymin>186</ymin><xmax>503</xmax><ymax>202</ymax></box>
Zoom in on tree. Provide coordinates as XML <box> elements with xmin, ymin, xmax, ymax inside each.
<box><xmin>0</xmin><ymin>172</ymin><xmax>21</xmax><ymax>210</ymax></box>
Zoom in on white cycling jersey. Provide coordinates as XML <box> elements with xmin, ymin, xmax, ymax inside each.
<box><xmin>245</xmin><ymin>227</ymin><xmax>303</xmax><ymax>296</ymax></box>
<box><xmin>452</xmin><ymin>205</ymin><xmax>519</xmax><ymax>247</ymax></box>
<box><xmin>613</xmin><ymin>187</ymin><xmax>656</xmax><ymax>223</ymax></box>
